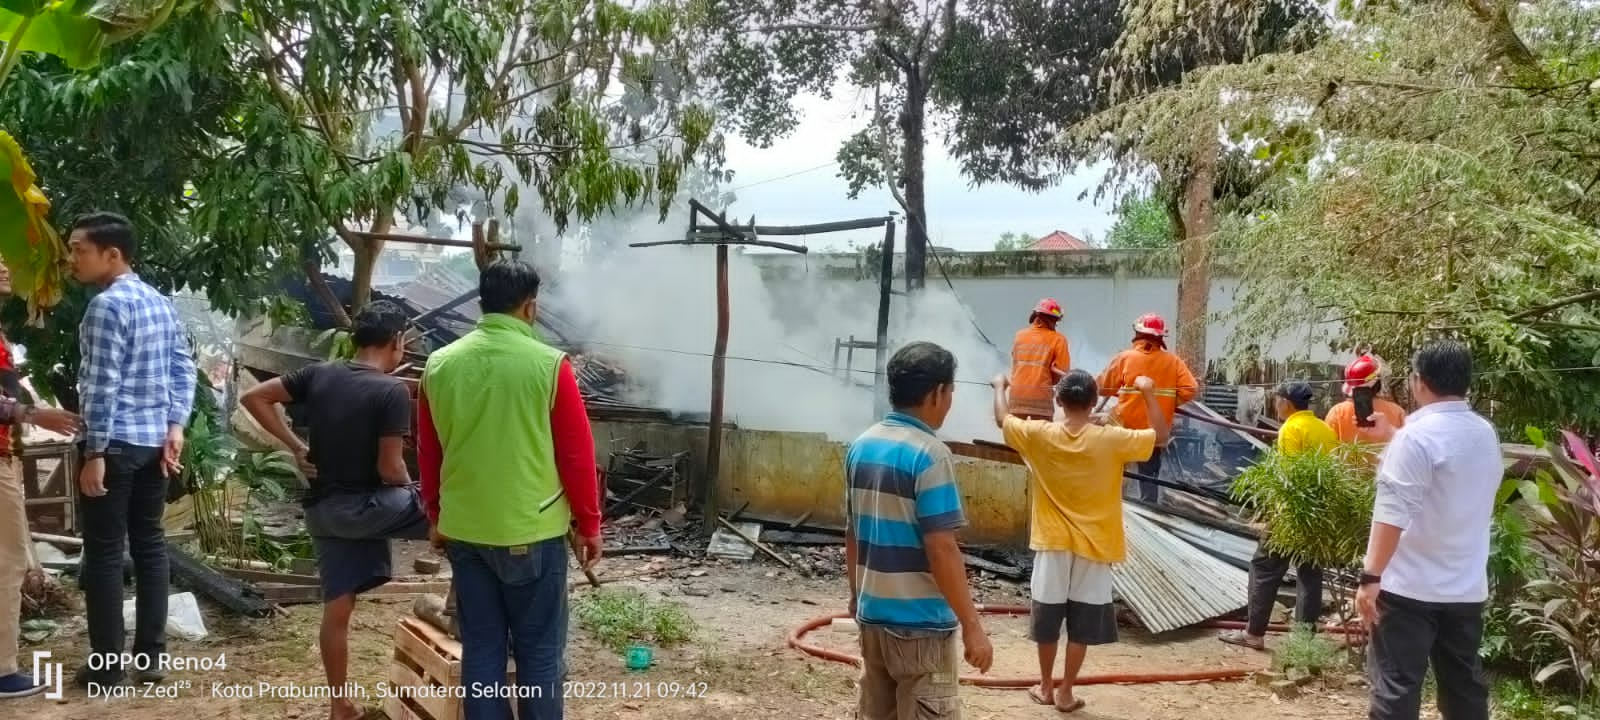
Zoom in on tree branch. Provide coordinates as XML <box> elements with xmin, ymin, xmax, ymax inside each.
<box><xmin>877</xmin><ymin>40</ymin><xmax>913</xmax><ymax>72</ymax></box>
<box><xmin>440</xmin><ymin>23</ymin><xmax>532</xmax><ymax>141</ymax></box>
<box><xmin>1507</xmin><ymin>288</ymin><xmax>1600</xmax><ymax>322</ymax></box>
<box><xmin>925</xmin><ymin>0</ymin><xmax>959</xmax><ymax>68</ymax></box>
<box><xmin>492</xmin><ymin>66</ymin><xmax>586</xmax><ymax>113</ymax></box>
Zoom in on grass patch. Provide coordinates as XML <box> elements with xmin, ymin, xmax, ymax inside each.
<box><xmin>1271</xmin><ymin>625</ymin><xmax>1344</xmax><ymax>675</ymax></box>
<box><xmin>574</xmin><ymin>588</ymin><xmax>699</xmax><ymax>653</ymax></box>
<box><xmin>1491</xmin><ymin>678</ymin><xmax>1600</xmax><ymax>719</ymax></box>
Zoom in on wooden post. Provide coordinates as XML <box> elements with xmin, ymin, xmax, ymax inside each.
<box><xmin>874</xmin><ymin>219</ymin><xmax>897</xmax><ymax>418</ymax></box>
<box><xmin>704</xmin><ymin>243</ymin><xmax>730</xmax><ymax>532</ymax></box>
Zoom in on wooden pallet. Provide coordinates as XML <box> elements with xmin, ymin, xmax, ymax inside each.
<box><xmin>384</xmin><ymin>617</ymin><xmax>516</xmax><ymax>720</ymax></box>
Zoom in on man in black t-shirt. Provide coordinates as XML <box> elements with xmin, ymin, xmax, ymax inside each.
<box><xmin>241</xmin><ymin>300</ymin><xmax>427</xmax><ymax>720</ymax></box>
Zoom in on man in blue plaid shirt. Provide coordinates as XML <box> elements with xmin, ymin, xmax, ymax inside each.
<box><xmin>67</xmin><ymin>212</ymin><xmax>196</xmax><ymax>689</ymax></box>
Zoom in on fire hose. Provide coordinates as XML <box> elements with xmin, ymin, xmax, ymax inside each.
<box><xmin>788</xmin><ymin>606</ymin><xmax>1367</xmax><ymax>688</ymax></box>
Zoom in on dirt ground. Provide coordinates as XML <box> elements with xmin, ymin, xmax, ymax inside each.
<box><xmin>13</xmin><ymin>548</ymin><xmax>1377</xmax><ymax>720</ymax></box>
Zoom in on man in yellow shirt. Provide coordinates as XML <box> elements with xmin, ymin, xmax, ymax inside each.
<box><xmin>1220</xmin><ymin>381</ymin><xmax>1337</xmax><ymax>650</ymax></box>
<box><xmin>991</xmin><ymin>369</ymin><xmax>1170</xmax><ymax>714</ymax></box>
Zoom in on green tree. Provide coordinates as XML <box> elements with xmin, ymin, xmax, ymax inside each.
<box><xmin>1103</xmin><ymin>193</ymin><xmax>1176</xmax><ymax>250</ymax></box>
<box><xmin>701</xmin><ymin>0</ymin><xmax>975</xmax><ymax>291</ymax></box>
<box><xmin>930</xmin><ymin>0</ymin><xmax>1323</xmax><ymax>373</ymax></box>
<box><xmin>1</xmin><ymin>0</ymin><xmax>720</xmax><ymax>398</ymax></box>
<box><xmin>993</xmin><ymin>231</ymin><xmax>1036</xmax><ymax>251</ymax></box>
<box><xmin>205</xmin><ymin>0</ymin><xmax>716</xmax><ymax>316</ymax></box>
<box><xmin>0</xmin><ymin>9</ymin><xmax>278</xmax><ymax>405</ymax></box>
<box><xmin>1174</xmin><ymin>0</ymin><xmax>1600</xmax><ymax>432</ymax></box>
<box><xmin>0</xmin><ymin>0</ymin><xmax>189</xmax><ymax>320</ymax></box>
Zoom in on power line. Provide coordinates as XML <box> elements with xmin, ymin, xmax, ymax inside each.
<box><xmin>727</xmin><ymin>162</ymin><xmax>840</xmax><ymax>193</ymax></box>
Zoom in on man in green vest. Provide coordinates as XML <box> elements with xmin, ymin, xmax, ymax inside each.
<box><xmin>417</xmin><ymin>260</ymin><xmax>602</xmax><ymax>720</ymax></box>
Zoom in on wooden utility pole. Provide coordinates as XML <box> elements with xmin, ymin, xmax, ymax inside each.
<box><xmin>631</xmin><ymin>202</ymin><xmax>893</xmax><ymax>530</ymax></box>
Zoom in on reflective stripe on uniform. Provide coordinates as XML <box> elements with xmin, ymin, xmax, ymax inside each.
<box><xmin>1117</xmin><ymin>387</ymin><xmax>1179</xmax><ymax>397</ymax></box>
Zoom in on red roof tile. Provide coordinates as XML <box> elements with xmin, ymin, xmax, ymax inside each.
<box><xmin>1029</xmin><ymin>230</ymin><xmax>1090</xmax><ymax>251</ymax></box>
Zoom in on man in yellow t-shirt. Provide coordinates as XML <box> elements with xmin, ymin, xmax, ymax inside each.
<box><xmin>991</xmin><ymin>369</ymin><xmax>1170</xmax><ymax>714</ymax></box>
<box><xmin>1220</xmin><ymin>381</ymin><xmax>1336</xmax><ymax>651</ymax></box>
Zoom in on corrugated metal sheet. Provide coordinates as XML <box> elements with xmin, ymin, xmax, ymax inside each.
<box><xmin>1117</xmin><ymin>507</ymin><xmax>1249</xmax><ymax>633</ymax></box>
<box><xmin>1127</xmin><ymin>504</ymin><xmax>1259</xmax><ymax>570</ymax></box>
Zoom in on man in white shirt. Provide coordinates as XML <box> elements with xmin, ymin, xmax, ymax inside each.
<box><xmin>1356</xmin><ymin>339</ymin><xmax>1498</xmax><ymax>720</ymax></box>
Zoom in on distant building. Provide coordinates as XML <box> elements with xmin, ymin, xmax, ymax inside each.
<box><xmin>1027</xmin><ymin>230</ymin><xmax>1091</xmax><ymax>251</ymax></box>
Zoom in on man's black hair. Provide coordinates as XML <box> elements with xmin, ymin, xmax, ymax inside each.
<box><xmin>1054</xmin><ymin>369</ymin><xmax>1098</xmax><ymax>410</ymax></box>
<box><xmin>1276</xmin><ymin>380</ymin><xmax>1316</xmax><ymax>411</ymax></box>
<box><xmin>69</xmin><ymin>212</ymin><xmax>137</xmax><ymax>261</ymax></box>
<box><xmin>479</xmin><ymin>259</ymin><xmax>541</xmax><ymax>315</ymax></box>
<box><xmin>1413</xmin><ymin>339</ymin><xmax>1472</xmax><ymax>397</ymax></box>
<box><xmin>351</xmin><ymin>300</ymin><xmax>409</xmax><ymax>349</ymax></box>
<box><xmin>887</xmin><ymin>341</ymin><xmax>956</xmax><ymax>409</ymax></box>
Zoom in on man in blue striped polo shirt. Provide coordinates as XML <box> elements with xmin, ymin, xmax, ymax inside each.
<box><xmin>845</xmin><ymin>341</ymin><xmax>992</xmax><ymax>720</ymax></box>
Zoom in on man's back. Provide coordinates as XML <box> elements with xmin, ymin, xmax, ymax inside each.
<box><xmin>1009</xmin><ymin>326</ymin><xmax>1068</xmax><ymax>418</ymax></box>
<box><xmin>1001</xmin><ymin>418</ymin><xmax>1153</xmax><ymax>562</ymax></box>
<box><xmin>1099</xmin><ymin>342</ymin><xmax>1195</xmax><ymax>430</ymax></box>
<box><xmin>1375</xmin><ymin>402</ymin><xmax>1501</xmax><ymax>603</ymax></box>
<box><xmin>79</xmin><ymin>274</ymin><xmax>191</xmax><ymax>447</ymax></box>
<box><xmin>846</xmin><ymin>413</ymin><xmax>965</xmax><ymax>630</ymax></box>
<box><xmin>1277</xmin><ymin>410</ymin><xmax>1338</xmax><ymax>455</ymax></box>
<box><xmin>423</xmin><ymin>314</ymin><xmax>568</xmax><ymax>546</ymax></box>
<box><xmin>281</xmin><ymin>361</ymin><xmax>411</xmax><ymax>504</ymax></box>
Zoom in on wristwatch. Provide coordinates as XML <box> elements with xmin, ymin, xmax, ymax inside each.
<box><xmin>1359</xmin><ymin>572</ymin><xmax>1382</xmax><ymax>586</ymax></box>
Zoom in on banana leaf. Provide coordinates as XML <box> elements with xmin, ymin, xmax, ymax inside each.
<box><xmin>0</xmin><ymin>131</ymin><xmax>67</xmax><ymax>323</ymax></box>
<box><xmin>0</xmin><ymin>0</ymin><xmax>179</xmax><ymax>72</ymax></box>
<box><xmin>0</xmin><ymin>1</ymin><xmax>105</xmax><ymax>70</ymax></box>
<box><xmin>0</xmin><ymin>1</ymin><xmax>181</xmax><ymax>320</ymax></box>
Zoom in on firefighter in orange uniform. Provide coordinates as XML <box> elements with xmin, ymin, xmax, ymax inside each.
<box><xmin>1008</xmin><ymin>299</ymin><xmax>1071</xmax><ymax>421</ymax></box>
<box><xmin>1097</xmin><ymin>313</ymin><xmax>1197</xmax><ymax>503</ymax></box>
<box><xmin>1324</xmin><ymin>354</ymin><xmax>1407</xmax><ymax>445</ymax></box>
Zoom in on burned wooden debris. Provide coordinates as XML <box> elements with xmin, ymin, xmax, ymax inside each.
<box><xmin>603</xmin><ymin>445</ymin><xmax>687</xmax><ymax>519</ymax></box>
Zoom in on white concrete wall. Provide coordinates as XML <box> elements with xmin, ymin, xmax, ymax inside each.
<box><xmin>753</xmin><ymin>253</ymin><xmax>1335</xmax><ymax>376</ymax></box>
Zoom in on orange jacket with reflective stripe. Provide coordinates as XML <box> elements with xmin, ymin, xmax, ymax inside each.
<box><xmin>1097</xmin><ymin>340</ymin><xmax>1198</xmax><ymax>430</ymax></box>
<box><xmin>1009</xmin><ymin>323</ymin><xmax>1070</xmax><ymax>418</ymax></box>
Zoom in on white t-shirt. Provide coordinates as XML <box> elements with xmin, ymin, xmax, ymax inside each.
<box><xmin>1371</xmin><ymin>401</ymin><xmax>1502</xmax><ymax>604</ymax></box>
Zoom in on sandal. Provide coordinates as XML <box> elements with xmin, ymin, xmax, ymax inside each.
<box><xmin>1028</xmin><ymin>685</ymin><xmax>1054</xmax><ymax>705</ymax></box>
<box><xmin>1218</xmin><ymin>630</ymin><xmax>1266</xmax><ymax>651</ymax></box>
<box><xmin>1057</xmin><ymin>697</ymin><xmax>1087</xmax><ymax>713</ymax></box>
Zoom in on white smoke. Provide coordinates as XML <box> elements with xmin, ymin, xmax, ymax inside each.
<box><xmin>550</xmin><ymin>211</ymin><xmax>1010</xmax><ymax>443</ymax></box>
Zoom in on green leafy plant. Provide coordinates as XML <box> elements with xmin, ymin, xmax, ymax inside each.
<box><xmin>1483</xmin><ymin>467</ymin><xmax>1569</xmax><ymax>673</ymax></box>
<box><xmin>1271</xmin><ymin>625</ymin><xmax>1344</xmax><ymax>676</ymax></box>
<box><xmin>1513</xmin><ymin>442</ymin><xmax>1600</xmax><ymax>707</ymax></box>
<box><xmin>315</xmin><ymin>328</ymin><xmax>355</xmax><ymax>361</ymax></box>
<box><xmin>1231</xmin><ymin>445</ymin><xmax>1376</xmax><ymax>569</ymax></box>
<box><xmin>1493</xmin><ymin>678</ymin><xmax>1600</xmax><ymax>720</ymax></box>
<box><xmin>574</xmin><ymin>588</ymin><xmax>698</xmax><ymax>654</ymax></box>
<box><xmin>0</xmin><ymin>0</ymin><xmax>187</xmax><ymax>320</ymax></box>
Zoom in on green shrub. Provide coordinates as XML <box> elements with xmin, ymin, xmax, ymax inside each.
<box><xmin>574</xmin><ymin>588</ymin><xmax>699</xmax><ymax>653</ymax></box>
<box><xmin>1230</xmin><ymin>445</ymin><xmax>1375</xmax><ymax>569</ymax></box>
<box><xmin>1271</xmin><ymin>625</ymin><xmax>1344</xmax><ymax>675</ymax></box>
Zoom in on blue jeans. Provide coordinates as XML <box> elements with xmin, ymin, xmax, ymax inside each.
<box><xmin>447</xmin><ymin>537</ymin><xmax>569</xmax><ymax>720</ymax></box>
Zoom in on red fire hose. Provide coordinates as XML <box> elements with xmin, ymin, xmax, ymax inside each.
<box><xmin>788</xmin><ymin>605</ymin><xmax>1367</xmax><ymax>688</ymax></box>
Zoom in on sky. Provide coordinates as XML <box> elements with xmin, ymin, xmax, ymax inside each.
<box><xmin>715</xmin><ymin>86</ymin><xmax>1118</xmax><ymax>253</ymax></box>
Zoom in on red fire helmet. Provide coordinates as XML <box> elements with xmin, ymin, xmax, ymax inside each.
<box><xmin>1133</xmin><ymin>313</ymin><xmax>1168</xmax><ymax>337</ymax></box>
<box><xmin>1032</xmin><ymin>298</ymin><xmax>1064</xmax><ymax>319</ymax></box>
<box><xmin>1343</xmin><ymin>355</ymin><xmax>1383</xmax><ymax>396</ymax></box>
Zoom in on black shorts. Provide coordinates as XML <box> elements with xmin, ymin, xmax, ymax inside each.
<box><xmin>1029</xmin><ymin>600</ymin><xmax>1118</xmax><ymax>646</ymax></box>
<box><xmin>305</xmin><ymin>487</ymin><xmax>430</xmax><ymax>601</ymax></box>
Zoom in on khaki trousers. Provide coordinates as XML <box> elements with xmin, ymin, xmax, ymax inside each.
<box><xmin>857</xmin><ymin>624</ymin><xmax>961</xmax><ymax>720</ymax></box>
<box><xmin>0</xmin><ymin>458</ymin><xmax>26</xmax><ymax>675</ymax></box>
